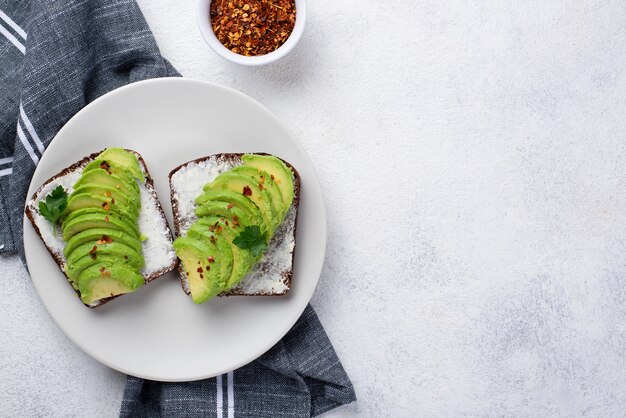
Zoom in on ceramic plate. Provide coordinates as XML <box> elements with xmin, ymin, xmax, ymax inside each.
<box><xmin>23</xmin><ymin>78</ymin><xmax>326</xmax><ymax>381</ymax></box>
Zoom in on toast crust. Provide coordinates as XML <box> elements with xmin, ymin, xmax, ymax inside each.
<box><xmin>24</xmin><ymin>149</ymin><xmax>177</xmax><ymax>308</ymax></box>
<box><xmin>168</xmin><ymin>153</ymin><xmax>301</xmax><ymax>297</ymax></box>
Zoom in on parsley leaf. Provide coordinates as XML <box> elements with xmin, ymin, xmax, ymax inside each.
<box><xmin>38</xmin><ymin>186</ymin><xmax>68</xmax><ymax>226</ymax></box>
<box><xmin>233</xmin><ymin>225</ymin><xmax>267</xmax><ymax>257</ymax></box>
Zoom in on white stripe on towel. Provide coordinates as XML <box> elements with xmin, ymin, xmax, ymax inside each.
<box><xmin>20</xmin><ymin>105</ymin><xmax>44</xmax><ymax>153</ymax></box>
<box><xmin>0</xmin><ymin>167</ymin><xmax>12</xmax><ymax>177</ymax></box>
<box><xmin>0</xmin><ymin>10</ymin><xmax>26</xmax><ymax>39</ymax></box>
<box><xmin>227</xmin><ymin>371</ymin><xmax>234</xmax><ymax>418</ymax></box>
<box><xmin>0</xmin><ymin>19</ymin><xmax>25</xmax><ymax>54</ymax></box>
<box><xmin>0</xmin><ymin>157</ymin><xmax>13</xmax><ymax>165</ymax></box>
<box><xmin>17</xmin><ymin>122</ymin><xmax>38</xmax><ymax>164</ymax></box>
<box><xmin>216</xmin><ymin>374</ymin><xmax>224</xmax><ymax>418</ymax></box>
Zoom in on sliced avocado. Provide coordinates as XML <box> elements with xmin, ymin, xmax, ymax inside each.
<box><xmin>229</xmin><ymin>165</ymin><xmax>285</xmax><ymax>220</ymax></box>
<box><xmin>204</xmin><ymin>172</ymin><xmax>278</xmax><ymax>234</ymax></box>
<box><xmin>70</xmin><ymin>185</ymin><xmax>139</xmax><ymax>213</ymax></box>
<box><xmin>195</xmin><ymin>190</ymin><xmax>262</xmax><ymax>218</ymax></box>
<box><xmin>173</xmin><ymin>236</ymin><xmax>227</xmax><ymax>304</ymax></box>
<box><xmin>242</xmin><ymin>154</ymin><xmax>294</xmax><ymax>213</ymax></box>
<box><xmin>66</xmin><ymin>253</ymin><xmax>142</xmax><ymax>283</ymax></box>
<box><xmin>76</xmin><ymin>262</ymin><xmax>144</xmax><ymax>305</ymax></box>
<box><xmin>66</xmin><ymin>193</ymin><xmax>139</xmax><ymax>219</ymax></box>
<box><xmin>66</xmin><ymin>241</ymin><xmax>144</xmax><ymax>272</ymax></box>
<box><xmin>73</xmin><ymin>168</ymin><xmax>139</xmax><ymax>198</ymax></box>
<box><xmin>62</xmin><ymin>208</ymin><xmax>139</xmax><ymax>238</ymax></box>
<box><xmin>63</xmin><ymin>228</ymin><xmax>141</xmax><ymax>258</ymax></box>
<box><xmin>186</xmin><ymin>225</ymin><xmax>234</xmax><ymax>282</ymax></box>
<box><xmin>195</xmin><ymin>201</ymin><xmax>256</xmax><ymax>227</ymax></box>
<box><xmin>62</xmin><ymin>211</ymin><xmax>139</xmax><ymax>241</ymax></box>
<box><xmin>95</xmin><ymin>148</ymin><xmax>144</xmax><ymax>180</ymax></box>
<box><xmin>194</xmin><ymin>217</ymin><xmax>255</xmax><ymax>288</ymax></box>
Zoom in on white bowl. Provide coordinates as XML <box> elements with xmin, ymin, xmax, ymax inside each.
<box><xmin>197</xmin><ymin>0</ymin><xmax>307</xmax><ymax>66</ymax></box>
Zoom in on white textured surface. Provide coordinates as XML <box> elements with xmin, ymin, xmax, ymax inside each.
<box><xmin>2</xmin><ymin>1</ymin><xmax>626</xmax><ymax>416</ymax></box>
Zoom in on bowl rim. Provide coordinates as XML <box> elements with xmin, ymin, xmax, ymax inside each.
<box><xmin>196</xmin><ymin>0</ymin><xmax>307</xmax><ymax>66</ymax></box>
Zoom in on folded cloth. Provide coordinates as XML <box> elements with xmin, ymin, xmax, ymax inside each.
<box><xmin>121</xmin><ymin>305</ymin><xmax>356</xmax><ymax>418</ymax></box>
<box><xmin>0</xmin><ymin>0</ymin><xmax>178</xmax><ymax>256</ymax></box>
<box><xmin>0</xmin><ymin>1</ymin><xmax>355</xmax><ymax>416</ymax></box>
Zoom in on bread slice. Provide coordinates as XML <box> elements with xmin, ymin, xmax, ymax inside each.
<box><xmin>24</xmin><ymin>149</ymin><xmax>178</xmax><ymax>308</ymax></box>
<box><xmin>168</xmin><ymin>153</ymin><xmax>300</xmax><ymax>297</ymax></box>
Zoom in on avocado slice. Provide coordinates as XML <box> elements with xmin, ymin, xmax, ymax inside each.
<box><xmin>62</xmin><ymin>211</ymin><xmax>139</xmax><ymax>241</ymax></box>
<box><xmin>62</xmin><ymin>208</ymin><xmax>139</xmax><ymax>238</ymax></box>
<box><xmin>70</xmin><ymin>185</ymin><xmax>139</xmax><ymax>213</ymax></box>
<box><xmin>94</xmin><ymin>148</ymin><xmax>144</xmax><ymax>180</ymax></box>
<box><xmin>66</xmin><ymin>253</ymin><xmax>143</xmax><ymax>283</ymax></box>
<box><xmin>66</xmin><ymin>192</ymin><xmax>139</xmax><ymax>219</ymax></box>
<box><xmin>185</xmin><ymin>226</ymin><xmax>234</xmax><ymax>282</ymax></box>
<box><xmin>229</xmin><ymin>165</ymin><xmax>285</xmax><ymax>220</ymax></box>
<box><xmin>194</xmin><ymin>217</ymin><xmax>255</xmax><ymax>288</ymax></box>
<box><xmin>195</xmin><ymin>201</ymin><xmax>256</xmax><ymax>228</ymax></box>
<box><xmin>63</xmin><ymin>228</ymin><xmax>142</xmax><ymax>258</ymax></box>
<box><xmin>195</xmin><ymin>190</ymin><xmax>264</xmax><ymax>229</ymax></box>
<box><xmin>66</xmin><ymin>241</ymin><xmax>144</xmax><ymax>273</ymax></box>
<box><xmin>173</xmin><ymin>236</ymin><xmax>231</xmax><ymax>304</ymax></box>
<box><xmin>204</xmin><ymin>172</ymin><xmax>278</xmax><ymax>235</ymax></box>
<box><xmin>73</xmin><ymin>168</ymin><xmax>139</xmax><ymax>199</ymax></box>
<box><xmin>242</xmin><ymin>154</ymin><xmax>294</xmax><ymax>213</ymax></box>
<box><xmin>76</xmin><ymin>262</ymin><xmax>144</xmax><ymax>305</ymax></box>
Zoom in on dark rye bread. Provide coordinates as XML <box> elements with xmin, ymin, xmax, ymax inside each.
<box><xmin>168</xmin><ymin>153</ymin><xmax>301</xmax><ymax>297</ymax></box>
<box><xmin>24</xmin><ymin>149</ymin><xmax>178</xmax><ymax>308</ymax></box>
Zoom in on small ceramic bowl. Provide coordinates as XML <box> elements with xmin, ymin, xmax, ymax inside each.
<box><xmin>197</xmin><ymin>0</ymin><xmax>307</xmax><ymax>66</ymax></box>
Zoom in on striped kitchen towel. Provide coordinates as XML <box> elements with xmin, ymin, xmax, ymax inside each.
<box><xmin>0</xmin><ymin>1</ymin><xmax>355</xmax><ymax>416</ymax></box>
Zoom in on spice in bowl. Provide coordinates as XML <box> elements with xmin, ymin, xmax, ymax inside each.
<box><xmin>209</xmin><ymin>0</ymin><xmax>296</xmax><ymax>56</ymax></box>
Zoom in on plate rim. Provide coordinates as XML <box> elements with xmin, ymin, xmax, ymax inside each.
<box><xmin>22</xmin><ymin>77</ymin><xmax>327</xmax><ymax>381</ymax></box>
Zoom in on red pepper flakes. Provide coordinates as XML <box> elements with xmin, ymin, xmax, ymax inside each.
<box><xmin>227</xmin><ymin>203</ymin><xmax>234</xmax><ymax>209</ymax></box>
<box><xmin>208</xmin><ymin>256</ymin><xmax>215</xmax><ymax>263</ymax></box>
<box><xmin>197</xmin><ymin>267</ymin><xmax>204</xmax><ymax>273</ymax></box>
<box><xmin>102</xmin><ymin>202</ymin><xmax>110</xmax><ymax>211</ymax></box>
<box><xmin>210</xmin><ymin>0</ymin><xmax>296</xmax><ymax>56</ymax></box>
<box><xmin>243</xmin><ymin>186</ymin><xmax>252</xmax><ymax>196</ymax></box>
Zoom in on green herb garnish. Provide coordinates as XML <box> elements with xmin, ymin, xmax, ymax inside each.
<box><xmin>233</xmin><ymin>225</ymin><xmax>267</xmax><ymax>257</ymax></box>
<box><xmin>38</xmin><ymin>186</ymin><xmax>68</xmax><ymax>229</ymax></box>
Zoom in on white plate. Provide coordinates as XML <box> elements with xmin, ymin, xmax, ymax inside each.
<box><xmin>23</xmin><ymin>78</ymin><xmax>326</xmax><ymax>382</ymax></box>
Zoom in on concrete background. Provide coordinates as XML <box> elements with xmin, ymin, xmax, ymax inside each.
<box><xmin>2</xmin><ymin>0</ymin><xmax>626</xmax><ymax>416</ymax></box>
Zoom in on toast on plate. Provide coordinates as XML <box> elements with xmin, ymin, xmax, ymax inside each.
<box><xmin>25</xmin><ymin>148</ymin><xmax>177</xmax><ymax>307</ymax></box>
<box><xmin>169</xmin><ymin>153</ymin><xmax>300</xmax><ymax>303</ymax></box>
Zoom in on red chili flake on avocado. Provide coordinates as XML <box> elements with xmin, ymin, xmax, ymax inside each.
<box><xmin>104</xmin><ymin>216</ymin><xmax>110</xmax><ymax>222</ymax></box>
<box><xmin>232</xmin><ymin>216</ymin><xmax>239</xmax><ymax>227</ymax></box>
<box><xmin>259</xmin><ymin>176</ymin><xmax>265</xmax><ymax>184</ymax></box>
<box><xmin>208</xmin><ymin>256</ymin><xmax>215</xmax><ymax>263</ymax></box>
<box><xmin>270</xmin><ymin>174</ymin><xmax>275</xmax><ymax>180</ymax></box>
<box><xmin>243</xmin><ymin>186</ymin><xmax>252</xmax><ymax>196</ymax></box>
<box><xmin>102</xmin><ymin>203</ymin><xmax>110</xmax><ymax>211</ymax></box>
<box><xmin>197</xmin><ymin>267</ymin><xmax>203</xmax><ymax>273</ymax></box>
<box><xmin>210</xmin><ymin>235</ymin><xmax>217</xmax><ymax>244</ymax></box>
<box><xmin>227</xmin><ymin>203</ymin><xmax>234</xmax><ymax>209</ymax></box>
<box><xmin>100</xmin><ymin>161</ymin><xmax>110</xmax><ymax>170</ymax></box>
<box><xmin>111</xmin><ymin>198</ymin><xmax>115</xmax><ymax>204</ymax></box>
<box><xmin>258</xmin><ymin>184</ymin><xmax>264</xmax><ymax>191</ymax></box>
<box><xmin>105</xmin><ymin>191</ymin><xmax>112</xmax><ymax>197</ymax></box>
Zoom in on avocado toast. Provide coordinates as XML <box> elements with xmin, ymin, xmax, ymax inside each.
<box><xmin>169</xmin><ymin>153</ymin><xmax>300</xmax><ymax>304</ymax></box>
<box><xmin>25</xmin><ymin>148</ymin><xmax>177</xmax><ymax>307</ymax></box>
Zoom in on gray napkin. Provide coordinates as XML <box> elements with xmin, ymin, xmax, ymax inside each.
<box><xmin>0</xmin><ymin>1</ymin><xmax>355</xmax><ymax>416</ymax></box>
